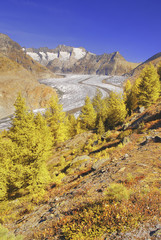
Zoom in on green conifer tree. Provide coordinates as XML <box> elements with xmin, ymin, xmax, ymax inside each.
<box><xmin>79</xmin><ymin>96</ymin><xmax>97</xmax><ymax>130</ymax></box>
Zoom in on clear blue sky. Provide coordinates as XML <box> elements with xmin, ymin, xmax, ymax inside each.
<box><xmin>1</xmin><ymin>0</ymin><xmax>161</xmax><ymax>62</ymax></box>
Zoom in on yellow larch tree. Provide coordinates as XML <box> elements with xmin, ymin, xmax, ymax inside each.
<box><xmin>7</xmin><ymin>93</ymin><xmax>52</xmax><ymax>195</ymax></box>
<box><xmin>67</xmin><ymin>114</ymin><xmax>77</xmax><ymax>137</ymax></box>
<box><xmin>105</xmin><ymin>91</ymin><xmax>127</xmax><ymax>129</ymax></box>
<box><xmin>137</xmin><ymin>64</ymin><xmax>160</xmax><ymax>107</ymax></box>
<box><xmin>79</xmin><ymin>96</ymin><xmax>97</xmax><ymax>130</ymax></box>
<box><xmin>46</xmin><ymin>95</ymin><xmax>69</xmax><ymax>145</ymax></box>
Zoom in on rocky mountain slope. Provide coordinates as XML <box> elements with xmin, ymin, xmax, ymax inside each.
<box><xmin>24</xmin><ymin>45</ymin><xmax>139</xmax><ymax>75</ymax></box>
<box><xmin>125</xmin><ymin>52</ymin><xmax>161</xmax><ymax>80</ymax></box>
<box><xmin>0</xmin><ymin>34</ymin><xmax>57</xmax><ymax>119</ymax></box>
<box><xmin>2</xmin><ymin>99</ymin><xmax>161</xmax><ymax>240</ymax></box>
<box><xmin>0</xmin><ymin>33</ymin><xmax>56</xmax><ymax>79</ymax></box>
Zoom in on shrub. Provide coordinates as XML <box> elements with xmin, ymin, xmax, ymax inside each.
<box><xmin>118</xmin><ymin>129</ymin><xmax>132</xmax><ymax>139</ymax></box>
<box><xmin>0</xmin><ymin>224</ymin><xmax>23</xmax><ymax>240</ymax></box>
<box><xmin>34</xmin><ymin>190</ymin><xmax>161</xmax><ymax>240</ymax></box>
<box><xmin>105</xmin><ymin>183</ymin><xmax>130</xmax><ymax>202</ymax></box>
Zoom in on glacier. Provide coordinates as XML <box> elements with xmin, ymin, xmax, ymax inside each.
<box><xmin>0</xmin><ymin>75</ymin><xmax>125</xmax><ymax>130</ymax></box>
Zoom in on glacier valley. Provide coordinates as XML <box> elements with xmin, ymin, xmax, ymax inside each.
<box><xmin>0</xmin><ymin>75</ymin><xmax>126</xmax><ymax>130</ymax></box>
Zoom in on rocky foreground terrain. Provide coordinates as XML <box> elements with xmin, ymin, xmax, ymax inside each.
<box><xmin>1</xmin><ymin>99</ymin><xmax>161</xmax><ymax>240</ymax></box>
<box><xmin>24</xmin><ymin>45</ymin><xmax>139</xmax><ymax>75</ymax></box>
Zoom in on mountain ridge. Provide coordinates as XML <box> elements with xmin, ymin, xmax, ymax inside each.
<box><xmin>24</xmin><ymin>45</ymin><xmax>139</xmax><ymax>75</ymax></box>
<box><xmin>125</xmin><ymin>51</ymin><xmax>161</xmax><ymax>81</ymax></box>
<box><xmin>0</xmin><ymin>33</ymin><xmax>57</xmax><ymax>79</ymax></box>
<box><xmin>0</xmin><ymin>33</ymin><xmax>57</xmax><ymax>119</ymax></box>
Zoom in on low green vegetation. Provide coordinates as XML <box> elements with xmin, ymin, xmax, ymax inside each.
<box><xmin>0</xmin><ymin>224</ymin><xmax>23</xmax><ymax>240</ymax></box>
<box><xmin>105</xmin><ymin>183</ymin><xmax>130</xmax><ymax>202</ymax></box>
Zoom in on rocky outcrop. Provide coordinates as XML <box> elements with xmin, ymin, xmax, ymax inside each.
<box><xmin>125</xmin><ymin>52</ymin><xmax>161</xmax><ymax>80</ymax></box>
<box><xmin>0</xmin><ymin>34</ymin><xmax>57</xmax><ymax>119</ymax></box>
<box><xmin>0</xmin><ymin>33</ymin><xmax>56</xmax><ymax>79</ymax></box>
<box><xmin>24</xmin><ymin>45</ymin><xmax>139</xmax><ymax>76</ymax></box>
<box><xmin>24</xmin><ymin>45</ymin><xmax>87</xmax><ymax>67</ymax></box>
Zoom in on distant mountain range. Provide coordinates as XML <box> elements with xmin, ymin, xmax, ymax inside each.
<box><xmin>0</xmin><ymin>32</ymin><xmax>161</xmax><ymax>119</ymax></box>
<box><xmin>24</xmin><ymin>45</ymin><xmax>139</xmax><ymax>75</ymax></box>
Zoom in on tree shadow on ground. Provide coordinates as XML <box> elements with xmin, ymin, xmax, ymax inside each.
<box><xmin>89</xmin><ymin>140</ymin><xmax>121</xmax><ymax>155</ymax></box>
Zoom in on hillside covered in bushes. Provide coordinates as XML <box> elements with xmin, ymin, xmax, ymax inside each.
<box><xmin>0</xmin><ymin>63</ymin><xmax>161</xmax><ymax>239</ymax></box>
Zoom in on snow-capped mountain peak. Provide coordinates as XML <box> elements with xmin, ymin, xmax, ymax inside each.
<box><xmin>23</xmin><ymin>46</ymin><xmax>88</xmax><ymax>66</ymax></box>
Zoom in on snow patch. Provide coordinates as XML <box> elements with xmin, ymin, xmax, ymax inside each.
<box><xmin>39</xmin><ymin>52</ymin><xmax>47</xmax><ymax>64</ymax></box>
<box><xmin>27</xmin><ymin>52</ymin><xmax>40</xmax><ymax>61</ymax></box>
<box><xmin>47</xmin><ymin>52</ymin><xmax>58</xmax><ymax>61</ymax></box>
<box><xmin>73</xmin><ymin>48</ymin><xmax>86</xmax><ymax>59</ymax></box>
<box><xmin>39</xmin><ymin>52</ymin><xmax>47</xmax><ymax>58</ymax></box>
<box><xmin>89</xmin><ymin>52</ymin><xmax>96</xmax><ymax>56</ymax></box>
<box><xmin>59</xmin><ymin>51</ymin><xmax>70</xmax><ymax>61</ymax></box>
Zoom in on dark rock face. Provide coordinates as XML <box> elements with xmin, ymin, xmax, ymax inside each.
<box><xmin>25</xmin><ymin>45</ymin><xmax>139</xmax><ymax>76</ymax></box>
